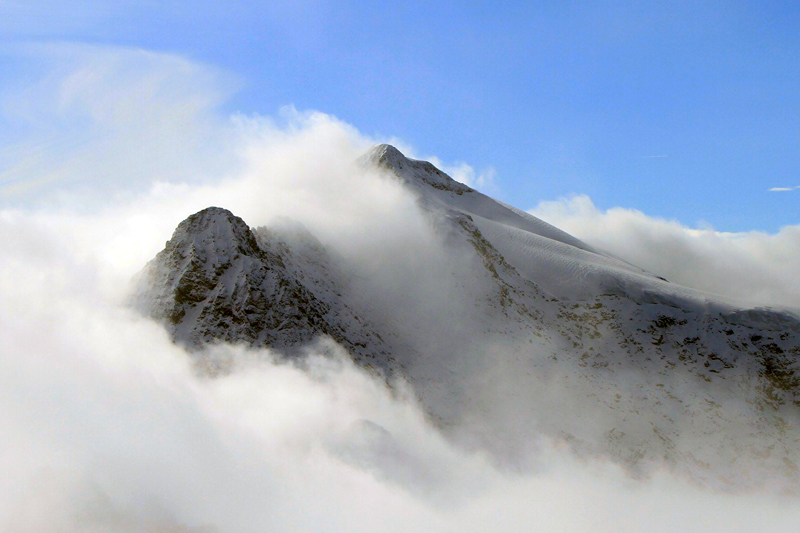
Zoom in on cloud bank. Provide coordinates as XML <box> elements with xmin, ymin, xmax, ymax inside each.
<box><xmin>3</xmin><ymin>202</ymin><xmax>799</xmax><ymax>532</ymax></box>
<box><xmin>2</xmin><ymin>44</ymin><xmax>800</xmax><ymax>531</ymax></box>
<box><xmin>531</xmin><ymin>195</ymin><xmax>800</xmax><ymax>310</ymax></box>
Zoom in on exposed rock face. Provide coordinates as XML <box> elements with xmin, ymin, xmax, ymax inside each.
<box><xmin>134</xmin><ymin>145</ymin><xmax>800</xmax><ymax>490</ymax></box>
<box><xmin>133</xmin><ymin>207</ymin><xmax>392</xmax><ymax>365</ymax></box>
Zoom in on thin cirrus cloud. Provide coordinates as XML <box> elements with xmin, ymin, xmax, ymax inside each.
<box><xmin>769</xmin><ymin>186</ymin><xmax>800</xmax><ymax>191</ymax></box>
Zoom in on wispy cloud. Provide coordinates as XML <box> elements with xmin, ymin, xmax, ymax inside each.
<box><xmin>769</xmin><ymin>186</ymin><xmax>800</xmax><ymax>192</ymax></box>
<box><xmin>0</xmin><ymin>43</ymin><xmax>239</xmax><ymax>207</ymax></box>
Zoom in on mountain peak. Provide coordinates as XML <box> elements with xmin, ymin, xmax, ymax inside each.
<box><xmin>177</xmin><ymin>206</ymin><xmax>246</xmax><ymax>233</ymax></box>
<box><xmin>364</xmin><ymin>144</ymin><xmax>474</xmax><ymax>195</ymax></box>
<box><xmin>169</xmin><ymin>206</ymin><xmax>261</xmax><ymax>260</ymax></box>
<box><xmin>367</xmin><ymin>143</ymin><xmax>408</xmax><ymax>169</ymax></box>
<box><xmin>135</xmin><ymin>207</ymin><xmax>396</xmax><ymax>360</ymax></box>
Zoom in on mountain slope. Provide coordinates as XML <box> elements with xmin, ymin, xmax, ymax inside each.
<box><xmin>134</xmin><ymin>145</ymin><xmax>800</xmax><ymax>490</ymax></box>
<box><xmin>366</xmin><ymin>144</ymin><xmax>736</xmax><ymax>305</ymax></box>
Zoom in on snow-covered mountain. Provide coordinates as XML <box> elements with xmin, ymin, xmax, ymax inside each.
<box><xmin>134</xmin><ymin>144</ymin><xmax>800</xmax><ymax>490</ymax></box>
<box><xmin>132</xmin><ymin>206</ymin><xmax>396</xmax><ymax>368</ymax></box>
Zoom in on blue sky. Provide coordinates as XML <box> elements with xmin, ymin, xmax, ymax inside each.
<box><xmin>1</xmin><ymin>0</ymin><xmax>799</xmax><ymax>231</ymax></box>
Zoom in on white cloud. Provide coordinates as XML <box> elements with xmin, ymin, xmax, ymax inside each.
<box><xmin>0</xmin><ymin>43</ymin><xmax>239</xmax><ymax>205</ymax></box>
<box><xmin>426</xmin><ymin>157</ymin><xmax>498</xmax><ymax>192</ymax></box>
<box><xmin>2</xmin><ymin>44</ymin><xmax>800</xmax><ymax>531</ymax></box>
<box><xmin>530</xmin><ymin>195</ymin><xmax>800</xmax><ymax>309</ymax></box>
<box><xmin>769</xmin><ymin>186</ymin><xmax>799</xmax><ymax>192</ymax></box>
<box><xmin>3</xmin><ymin>201</ymin><xmax>800</xmax><ymax>532</ymax></box>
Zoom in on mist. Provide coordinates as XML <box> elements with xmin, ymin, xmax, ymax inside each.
<box><xmin>3</xmin><ymin>216</ymin><xmax>799</xmax><ymax>532</ymax></box>
<box><xmin>2</xmin><ymin>44</ymin><xmax>800</xmax><ymax>531</ymax></box>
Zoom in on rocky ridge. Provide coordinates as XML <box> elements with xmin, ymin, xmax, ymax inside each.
<box><xmin>133</xmin><ymin>207</ymin><xmax>393</xmax><ymax>367</ymax></box>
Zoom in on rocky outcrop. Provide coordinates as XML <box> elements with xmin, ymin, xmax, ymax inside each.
<box><xmin>133</xmin><ymin>207</ymin><xmax>393</xmax><ymax>366</ymax></box>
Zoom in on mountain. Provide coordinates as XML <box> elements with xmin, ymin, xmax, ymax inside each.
<box><xmin>134</xmin><ymin>144</ymin><xmax>800</xmax><ymax>490</ymax></box>
<box><xmin>132</xmin><ymin>207</ymin><xmax>395</xmax><ymax>368</ymax></box>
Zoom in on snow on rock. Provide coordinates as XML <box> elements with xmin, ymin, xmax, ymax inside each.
<box><xmin>133</xmin><ymin>146</ymin><xmax>800</xmax><ymax>491</ymax></box>
<box><xmin>133</xmin><ymin>207</ymin><xmax>393</xmax><ymax>367</ymax></box>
